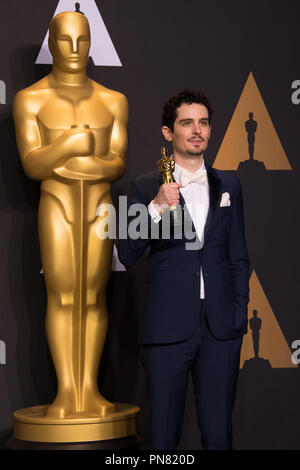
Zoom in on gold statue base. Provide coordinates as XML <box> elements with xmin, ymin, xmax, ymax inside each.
<box><xmin>13</xmin><ymin>403</ymin><xmax>140</xmax><ymax>443</ymax></box>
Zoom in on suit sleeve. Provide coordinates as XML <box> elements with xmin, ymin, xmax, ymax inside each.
<box><xmin>227</xmin><ymin>178</ymin><xmax>250</xmax><ymax>308</ymax></box>
<box><xmin>116</xmin><ymin>179</ymin><xmax>152</xmax><ymax>268</ymax></box>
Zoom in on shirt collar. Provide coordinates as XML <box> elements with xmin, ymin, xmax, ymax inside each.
<box><xmin>172</xmin><ymin>159</ymin><xmax>206</xmax><ymax>183</ymax></box>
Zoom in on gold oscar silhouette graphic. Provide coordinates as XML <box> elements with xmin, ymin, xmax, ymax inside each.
<box><xmin>11</xmin><ymin>11</ymin><xmax>139</xmax><ymax>447</ymax></box>
<box><xmin>240</xmin><ymin>270</ymin><xmax>297</xmax><ymax>370</ymax></box>
<box><xmin>214</xmin><ymin>72</ymin><xmax>291</xmax><ymax>170</ymax></box>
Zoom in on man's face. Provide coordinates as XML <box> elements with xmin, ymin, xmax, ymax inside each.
<box><xmin>49</xmin><ymin>14</ymin><xmax>90</xmax><ymax>73</ymax></box>
<box><xmin>162</xmin><ymin>103</ymin><xmax>211</xmax><ymax>158</ymax></box>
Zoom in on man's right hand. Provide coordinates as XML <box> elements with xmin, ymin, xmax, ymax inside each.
<box><xmin>152</xmin><ymin>182</ymin><xmax>182</xmax><ymax>215</ymax></box>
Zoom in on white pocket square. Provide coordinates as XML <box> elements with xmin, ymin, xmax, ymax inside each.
<box><xmin>220</xmin><ymin>192</ymin><xmax>231</xmax><ymax>207</ymax></box>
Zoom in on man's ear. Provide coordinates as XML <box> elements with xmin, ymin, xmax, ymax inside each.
<box><xmin>161</xmin><ymin>126</ymin><xmax>173</xmax><ymax>142</ymax></box>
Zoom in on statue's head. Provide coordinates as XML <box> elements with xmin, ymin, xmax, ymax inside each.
<box><xmin>48</xmin><ymin>11</ymin><xmax>90</xmax><ymax>73</ymax></box>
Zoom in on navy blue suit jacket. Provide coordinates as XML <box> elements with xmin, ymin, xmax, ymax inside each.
<box><xmin>117</xmin><ymin>163</ymin><xmax>250</xmax><ymax>344</ymax></box>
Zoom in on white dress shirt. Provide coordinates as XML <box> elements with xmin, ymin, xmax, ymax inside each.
<box><xmin>148</xmin><ymin>160</ymin><xmax>209</xmax><ymax>299</ymax></box>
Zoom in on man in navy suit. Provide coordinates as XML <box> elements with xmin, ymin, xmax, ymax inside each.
<box><xmin>117</xmin><ymin>89</ymin><xmax>249</xmax><ymax>450</ymax></box>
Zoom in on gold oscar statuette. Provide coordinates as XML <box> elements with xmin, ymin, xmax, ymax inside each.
<box><xmin>156</xmin><ymin>146</ymin><xmax>183</xmax><ymax>226</ymax></box>
<box><xmin>11</xmin><ymin>11</ymin><xmax>140</xmax><ymax>447</ymax></box>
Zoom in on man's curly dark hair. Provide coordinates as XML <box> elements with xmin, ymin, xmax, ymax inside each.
<box><xmin>162</xmin><ymin>89</ymin><xmax>213</xmax><ymax>131</ymax></box>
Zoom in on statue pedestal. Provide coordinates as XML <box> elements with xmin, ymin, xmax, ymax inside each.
<box><xmin>7</xmin><ymin>403</ymin><xmax>141</xmax><ymax>449</ymax></box>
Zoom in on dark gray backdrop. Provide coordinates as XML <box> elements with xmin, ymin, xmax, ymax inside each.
<box><xmin>0</xmin><ymin>0</ymin><xmax>299</xmax><ymax>450</ymax></box>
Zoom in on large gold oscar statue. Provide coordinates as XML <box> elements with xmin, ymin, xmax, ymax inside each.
<box><xmin>11</xmin><ymin>11</ymin><xmax>139</xmax><ymax>446</ymax></box>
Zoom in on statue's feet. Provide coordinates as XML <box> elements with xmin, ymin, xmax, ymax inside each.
<box><xmin>46</xmin><ymin>390</ymin><xmax>75</xmax><ymax>418</ymax></box>
<box><xmin>83</xmin><ymin>389</ymin><xmax>115</xmax><ymax>416</ymax></box>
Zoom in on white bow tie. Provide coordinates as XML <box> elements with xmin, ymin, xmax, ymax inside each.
<box><xmin>180</xmin><ymin>168</ymin><xmax>207</xmax><ymax>187</ymax></box>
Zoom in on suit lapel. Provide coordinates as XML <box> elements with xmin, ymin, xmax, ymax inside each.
<box><xmin>203</xmin><ymin>164</ymin><xmax>221</xmax><ymax>241</ymax></box>
<box><xmin>179</xmin><ymin>191</ymin><xmax>185</xmax><ymax>208</ymax></box>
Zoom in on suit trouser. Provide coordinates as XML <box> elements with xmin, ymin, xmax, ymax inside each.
<box><xmin>141</xmin><ymin>300</ymin><xmax>243</xmax><ymax>450</ymax></box>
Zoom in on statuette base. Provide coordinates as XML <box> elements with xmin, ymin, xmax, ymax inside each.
<box><xmin>12</xmin><ymin>403</ymin><xmax>140</xmax><ymax>443</ymax></box>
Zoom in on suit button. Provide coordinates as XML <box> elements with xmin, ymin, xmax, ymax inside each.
<box><xmin>195</xmin><ymin>272</ymin><xmax>200</xmax><ymax>277</ymax></box>
<box><xmin>204</xmin><ymin>273</ymin><xmax>208</xmax><ymax>277</ymax></box>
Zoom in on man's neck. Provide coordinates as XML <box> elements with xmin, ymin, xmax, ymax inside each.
<box><xmin>174</xmin><ymin>153</ymin><xmax>204</xmax><ymax>172</ymax></box>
